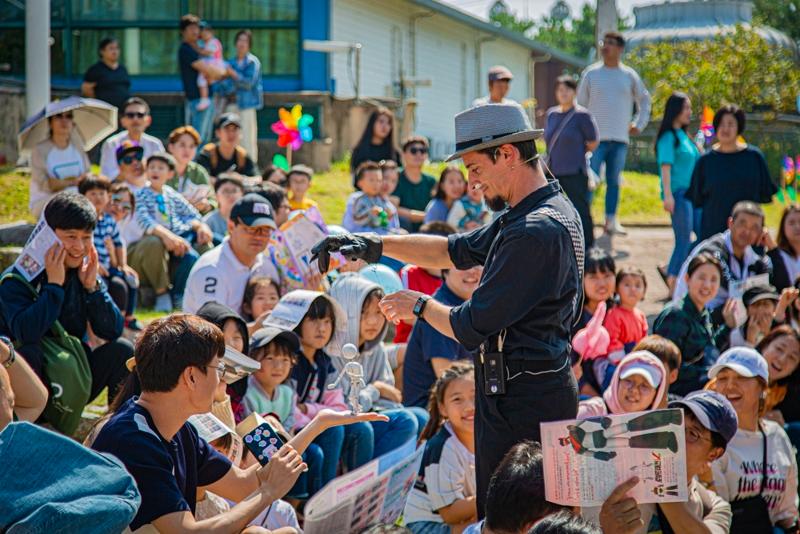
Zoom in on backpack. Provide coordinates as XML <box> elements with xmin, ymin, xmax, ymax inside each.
<box><xmin>203</xmin><ymin>142</ymin><xmax>247</xmax><ymax>173</ymax></box>
<box><xmin>0</xmin><ymin>273</ymin><xmax>92</xmax><ymax>436</ymax></box>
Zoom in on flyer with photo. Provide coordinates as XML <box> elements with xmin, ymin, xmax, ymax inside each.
<box><xmin>541</xmin><ymin>409</ymin><xmax>688</xmax><ymax>506</ymax></box>
<box><xmin>14</xmin><ymin>218</ymin><xmax>61</xmax><ymax>281</ymax></box>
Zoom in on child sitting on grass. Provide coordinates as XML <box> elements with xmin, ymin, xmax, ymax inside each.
<box><xmin>242</xmin><ymin>276</ymin><xmax>282</xmax><ymax>335</ymax></box>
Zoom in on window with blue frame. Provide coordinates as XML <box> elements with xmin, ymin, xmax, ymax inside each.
<box><xmin>0</xmin><ymin>0</ymin><xmax>299</xmax><ymax>77</ymax></box>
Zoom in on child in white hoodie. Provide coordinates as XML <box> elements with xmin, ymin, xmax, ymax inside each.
<box><xmin>329</xmin><ymin>273</ymin><xmax>429</xmax><ymax>457</ymax></box>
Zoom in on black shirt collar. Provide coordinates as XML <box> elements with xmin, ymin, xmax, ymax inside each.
<box><xmin>502</xmin><ymin>181</ymin><xmax>560</xmax><ymax>223</ymax></box>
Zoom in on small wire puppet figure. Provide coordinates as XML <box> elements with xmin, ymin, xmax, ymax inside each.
<box><xmin>328</xmin><ymin>343</ymin><xmax>366</xmax><ymax>414</ymax></box>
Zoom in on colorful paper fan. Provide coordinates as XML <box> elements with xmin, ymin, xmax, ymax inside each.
<box><xmin>784</xmin><ymin>156</ymin><xmax>795</xmax><ymax>187</ymax></box>
<box><xmin>270</xmin><ymin>104</ymin><xmax>314</xmax><ymax>151</ymax></box>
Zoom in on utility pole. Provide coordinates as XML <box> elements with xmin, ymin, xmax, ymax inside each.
<box><xmin>596</xmin><ymin>0</ymin><xmax>618</xmax><ymax>56</ymax></box>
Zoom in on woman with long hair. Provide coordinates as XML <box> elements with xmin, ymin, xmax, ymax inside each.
<box><xmin>655</xmin><ymin>92</ymin><xmax>701</xmax><ymax>296</ymax></box>
<box><xmin>769</xmin><ymin>204</ymin><xmax>800</xmax><ymax>291</ymax></box>
<box><xmin>350</xmin><ymin>107</ymin><xmax>401</xmax><ymax>182</ymax></box>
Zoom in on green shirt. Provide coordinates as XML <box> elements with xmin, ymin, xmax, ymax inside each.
<box><xmin>167</xmin><ymin>161</ymin><xmax>215</xmax><ymax>211</ymax></box>
<box><xmin>395</xmin><ymin>170</ymin><xmax>436</xmax><ymax>232</ymax></box>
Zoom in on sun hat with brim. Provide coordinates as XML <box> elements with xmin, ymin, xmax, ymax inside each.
<box><xmin>619</xmin><ymin>361</ymin><xmax>662</xmax><ymax>388</ymax></box>
<box><xmin>250</xmin><ymin>326</ymin><xmax>301</xmax><ymax>354</ymax></box>
<box><xmin>669</xmin><ymin>390</ymin><xmax>738</xmax><ymax>445</ymax></box>
<box><xmin>146</xmin><ymin>151</ymin><xmax>177</xmax><ymax>172</ymax></box>
<box><xmin>708</xmin><ymin>346</ymin><xmax>769</xmax><ymax>382</ymax></box>
<box><xmin>446</xmin><ymin>102</ymin><xmax>543</xmax><ymax>162</ymax></box>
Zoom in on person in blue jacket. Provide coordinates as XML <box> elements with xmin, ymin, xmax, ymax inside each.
<box><xmin>0</xmin><ymin>192</ymin><xmax>132</xmax><ymax>402</ymax></box>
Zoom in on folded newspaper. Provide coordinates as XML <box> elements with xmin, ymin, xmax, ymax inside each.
<box><xmin>304</xmin><ymin>438</ymin><xmax>424</xmax><ymax>534</ymax></box>
<box><xmin>541</xmin><ymin>409</ymin><xmax>688</xmax><ymax>506</ymax></box>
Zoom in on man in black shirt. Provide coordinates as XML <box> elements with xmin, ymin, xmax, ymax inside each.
<box><xmin>81</xmin><ymin>37</ymin><xmax>130</xmax><ymax>111</ymax></box>
<box><xmin>312</xmin><ymin>103</ymin><xmax>583</xmax><ymax>518</ymax></box>
<box><xmin>178</xmin><ymin>14</ymin><xmax>227</xmax><ymax>144</ymax></box>
<box><xmin>196</xmin><ymin>113</ymin><xmax>257</xmax><ymax>180</ymax></box>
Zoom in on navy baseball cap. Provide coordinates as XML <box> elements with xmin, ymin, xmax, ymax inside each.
<box><xmin>230</xmin><ymin>193</ymin><xmax>277</xmax><ymax>229</ymax></box>
<box><xmin>250</xmin><ymin>326</ymin><xmax>300</xmax><ymax>354</ymax></box>
<box><xmin>669</xmin><ymin>390</ymin><xmax>738</xmax><ymax>445</ymax></box>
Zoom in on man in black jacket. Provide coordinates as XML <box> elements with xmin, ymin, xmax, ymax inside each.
<box><xmin>0</xmin><ymin>192</ymin><xmax>131</xmax><ymax>402</ymax></box>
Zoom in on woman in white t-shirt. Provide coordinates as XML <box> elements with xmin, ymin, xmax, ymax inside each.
<box><xmin>29</xmin><ymin>110</ymin><xmax>90</xmax><ymax>217</ymax></box>
<box><xmin>708</xmin><ymin>347</ymin><xmax>799</xmax><ymax>533</ymax></box>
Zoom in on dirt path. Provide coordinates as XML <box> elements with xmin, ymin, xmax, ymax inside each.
<box><xmin>594</xmin><ymin>226</ymin><xmax>675</xmax><ymax>322</ymax></box>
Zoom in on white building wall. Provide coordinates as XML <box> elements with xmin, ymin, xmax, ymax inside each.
<box><xmin>331</xmin><ymin>0</ymin><xmax>533</xmax><ymax>160</ymax></box>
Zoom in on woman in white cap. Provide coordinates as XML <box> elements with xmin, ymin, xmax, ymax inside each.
<box><xmin>708</xmin><ymin>347</ymin><xmax>799</xmax><ymax>533</ymax></box>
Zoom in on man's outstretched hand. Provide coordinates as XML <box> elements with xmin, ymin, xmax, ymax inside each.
<box><xmin>311</xmin><ymin>232</ymin><xmax>383</xmax><ymax>272</ymax></box>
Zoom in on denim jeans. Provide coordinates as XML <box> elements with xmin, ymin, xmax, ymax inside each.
<box><xmin>311</xmin><ymin>425</ymin><xmax>345</xmax><ymax>486</ymax></box>
<box><xmin>407</xmin><ymin>521</ymin><xmax>450</xmax><ymax>534</ymax></box>
<box><xmin>342</xmin><ymin>421</ymin><xmax>374</xmax><ymax>470</ymax></box>
<box><xmin>185</xmin><ymin>98</ymin><xmax>215</xmax><ymax>145</ymax></box>
<box><xmin>288</xmin><ymin>444</ymin><xmax>324</xmax><ymax>499</ymax></box>
<box><xmin>369</xmin><ymin>409</ymin><xmax>419</xmax><ymax>459</ymax></box>
<box><xmin>0</xmin><ymin>422</ymin><xmax>140</xmax><ymax>533</ymax></box>
<box><xmin>589</xmin><ymin>141</ymin><xmax>629</xmax><ymax>219</ymax></box>
<box><xmin>667</xmin><ymin>188</ymin><xmax>702</xmax><ymax>277</ymax></box>
<box><xmin>406</xmin><ymin>406</ymin><xmax>431</xmax><ymax>440</ymax></box>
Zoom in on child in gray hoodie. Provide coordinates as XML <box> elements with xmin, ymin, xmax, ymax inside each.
<box><xmin>329</xmin><ymin>273</ymin><xmax>429</xmax><ymax>457</ymax></box>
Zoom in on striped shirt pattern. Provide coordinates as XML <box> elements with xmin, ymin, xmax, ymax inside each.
<box><xmin>576</xmin><ymin>61</ymin><xmax>651</xmax><ymax>144</ymax></box>
<box><xmin>135</xmin><ymin>184</ymin><xmax>201</xmax><ymax>236</ymax></box>
<box><xmin>94</xmin><ymin>214</ymin><xmax>123</xmax><ymax>270</ymax></box>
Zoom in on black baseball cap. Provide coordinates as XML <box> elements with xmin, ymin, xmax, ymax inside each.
<box><xmin>230</xmin><ymin>193</ymin><xmax>277</xmax><ymax>229</ymax></box>
<box><xmin>250</xmin><ymin>326</ymin><xmax>300</xmax><ymax>353</ymax></box>
<box><xmin>115</xmin><ymin>140</ymin><xmax>143</xmax><ymax>162</ymax></box>
<box><xmin>742</xmin><ymin>285</ymin><xmax>780</xmax><ymax>307</ymax></box>
<box><xmin>669</xmin><ymin>390</ymin><xmax>738</xmax><ymax>446</ymax></box>
<box><xmin>215</xmin><ymin>112</ymin><xmax>242</xmax><ymax>131</ymax></box>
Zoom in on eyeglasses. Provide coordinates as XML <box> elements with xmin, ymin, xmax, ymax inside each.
<box><xmin>685</xmin><ymin>426</ymin><xmax>712</xmax><ymax>444</ymax></box>
<box><xmin>238</xmin><ymin>223</ymin><xmax>272</xmax><ymax>236</ymax></box>
<box><xmin>124</xmin><ymin>111</ymin><xmax>147</xmax><ymax>119</ymax></box>
<box><xmin>599</xmin><ymin>38</ymin><xmax>623</xmax><ymax>47</ymax></box>
<box><xmin>206</xmin><ymin>362</ymin><xmax>229</xmax><ymax>379</ymax></box>
<box><xmin>408</xmin><ymin>147</ymin><xmax>428</xmax><ymax>155</ymax></box>
<box><xmin>120</xmin><ymin>153</ymin><xmax>143</xmax><ymax>165</ymax></box>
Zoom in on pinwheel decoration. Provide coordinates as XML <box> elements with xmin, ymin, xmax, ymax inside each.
<box><xmin>270</xmin><ymin>104</ymin><xmax>314</xmax><ymax>170</ymax></box>
<box><xmin>699</xmin><ymin>105</ymin><xmax>715</xmax><ymax>145</ymax></box>
<box><xmin>777</xmin><ymin>155</ymin><xmax>798</xmax><ymax>204</ymax></box>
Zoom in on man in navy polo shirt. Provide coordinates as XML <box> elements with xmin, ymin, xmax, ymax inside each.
<box><xmin>92</xmin><ymin>314</ymin><xmax>385</xmax><ymax>531</ymax></box>
<box><xmin>402</xmin><ymin>265</ymin><xmax>482</xmax><ymax>408</ymax></box>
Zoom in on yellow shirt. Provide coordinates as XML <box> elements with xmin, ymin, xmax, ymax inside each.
<box><xmin>288</xmin><ymin>195</ymin><xmax>318</xmax><ymax>211</ymax></box>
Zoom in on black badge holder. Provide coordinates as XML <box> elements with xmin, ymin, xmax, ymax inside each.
<box><xmin>480</xmin><ymin>329</ymin><xmax>507</xmax><ymax>396</ymax></box>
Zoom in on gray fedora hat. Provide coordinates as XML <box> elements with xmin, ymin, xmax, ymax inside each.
<box><xmin>446</xmin><ymin>102</ymin><xmax>543</xmax><ymax>162</ymax></box>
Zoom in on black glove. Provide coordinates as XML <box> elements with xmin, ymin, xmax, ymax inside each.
<box><xmin>310</xmin><ymin>232</ymin><xmax>383</xmax><ymax>272</ymax></box>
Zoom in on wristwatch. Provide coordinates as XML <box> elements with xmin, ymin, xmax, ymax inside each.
<box><xmin>0</xmin><ymin>336</ymin><xmax>15</xmax><ymax>368</ymax></box>
<box><xmin>412</xmin><ymin>295</ymin><xmax>431</xmax><ymax>319</ymax></box>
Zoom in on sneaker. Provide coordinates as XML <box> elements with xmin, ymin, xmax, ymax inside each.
<box><xmin>605</xmin><ymin>219</ymin><xmax>628</xmax><ymax>236</ymax></box>
<box><xmin>125</xmin><ymin>317</ymin><xmax>144</xmax><ymax>331</ymax></box>
<box><xmin>196</xmin><ymin>97</ymin><xmax>211</xmax><ymax>111</ymax></box>
<box><xmin>154</xmin><ymin>293</ymin><xmax>173</xmax><ymax>313</ymax></box>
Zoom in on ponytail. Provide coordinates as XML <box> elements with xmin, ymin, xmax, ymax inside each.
<box><xmin>419</xmin><ymin>361</ymin><xmax>474</xmax><ymax>442</ymax></box>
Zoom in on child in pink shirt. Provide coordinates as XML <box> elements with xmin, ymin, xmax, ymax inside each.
<box><xmin>596</xmin><ymin>267</ymin><xmax>648</xmax><ymax>389</ymax></box>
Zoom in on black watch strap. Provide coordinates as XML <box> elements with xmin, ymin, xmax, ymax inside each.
<box><xmin>413</xmin><ymin>295</ymin><xmax>431</xmax><ymax>318</ymax></box>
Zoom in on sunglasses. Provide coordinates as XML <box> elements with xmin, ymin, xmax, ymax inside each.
<box><xmin>124</xmin><ymin>111</ymin><xmax>147</xmax><ymax>119</ymax></box>
<box><xmin>120</xmin><ymin>153</ymin><xmax>143</xmax><ymax>164</ymax></box>
<box><xmin>408</xmin><ymin>146</ymin><xmax>428</xmax><ymax>155</ymax></box>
